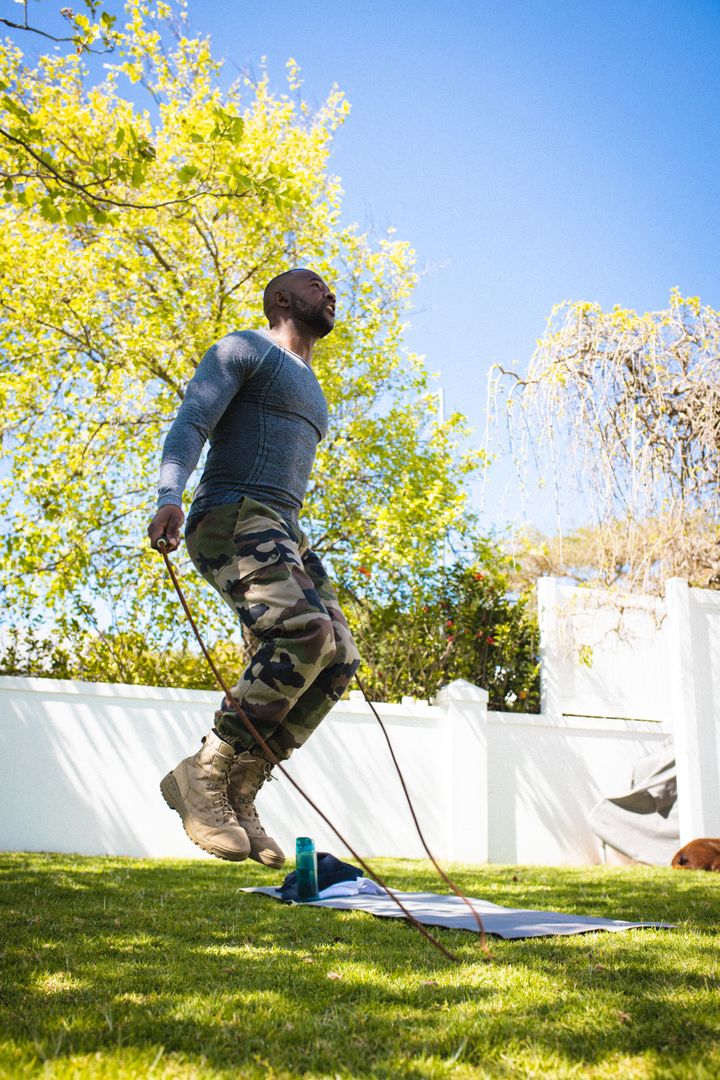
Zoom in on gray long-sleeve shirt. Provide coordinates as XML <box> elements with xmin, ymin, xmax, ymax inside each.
<box><xmin>158</xmin><ymin>329</ymin><xmax>329</xmax><ymax>526</ymax></box>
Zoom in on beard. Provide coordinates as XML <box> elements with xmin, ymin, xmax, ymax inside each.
<box><xmin>288</xmin><ymin>294</ymin><xmax>334</xmax><ymax>337</ymax></box>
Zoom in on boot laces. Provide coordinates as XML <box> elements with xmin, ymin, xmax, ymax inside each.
<box><xmin>207</xmin><ymin>780</ymin><xmax>236</xmax><ymax>824</ymax></box>
<box><xmin>236</xmin><ymin>796</ymin><xmax>261</xmax><ymax>828</ymax></box>
<box><xmin>229</xmin><ymin>758</ymin><xmax>273</xmax><ymax>831</ymax></box>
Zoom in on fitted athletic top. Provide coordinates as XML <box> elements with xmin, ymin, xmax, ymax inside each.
<box><xmin>157</xmin><ymin>329</ymin><xmax>329</xmax><ymax>526</ymax></box>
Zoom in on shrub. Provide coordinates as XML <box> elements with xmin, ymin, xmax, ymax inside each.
<box><xmin>341</xmin><ymin>541</ymin><xmax>540</xmax><ymax>710</ymax></box>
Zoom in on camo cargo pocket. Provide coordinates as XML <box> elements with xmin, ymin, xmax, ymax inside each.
<box><xmin>229</xmin><ymin>503</ymin><xmax>288</xmax><ymax>583</ymax></box>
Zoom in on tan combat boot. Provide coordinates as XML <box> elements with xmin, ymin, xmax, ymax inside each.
<box><xmin>160</xmin><ymin>731</ymin><xmax>251</xmax><ymax>861</ymax></box>
<box><xmin>226</xmin><ymin>751</ymin><xmax>286</xmax><ymax>868</ymax></box>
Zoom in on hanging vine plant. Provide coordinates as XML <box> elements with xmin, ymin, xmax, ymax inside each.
<box><xmin>488</xmin><ymin>290</ymin><xmax>720</xmax><ymax>591</ymax></box>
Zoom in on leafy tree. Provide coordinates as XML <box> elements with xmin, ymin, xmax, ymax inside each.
<box><xmin>0</xmin><ymin>0</ymin><xmax>479</xmax><ymax>668</ymax></box>
<box><xmin>0</xmin><ymin>620</ymin><xmax>247</xmax><ymax>688</ymax></box>
<box><xmin>1</xmin><ymin>538</ymin><xmax>540</xmax><ymax>710</ymax></box>
<box><xmin>1</xmin><ymin>1</ymin><xmax>121</xmax><ymax>59</ymax></box>
<box><xmin>491</xmin><ymin>291</ymin><xmax>720</xmax><ymax>591</ymax></box>
<box><xmin>504</xmin><ymin>515</ymin><xmax>720</xmax><ymax>593</ymax></box>
<box><xmin>344</xmin><ymin>541</ymin><xmax>540</xmax><ymax>711</ymax></box>
<box><xmin>1</xmin><ymin>1</ymin><xmax>275</xmax><ymax>217</ymax></box>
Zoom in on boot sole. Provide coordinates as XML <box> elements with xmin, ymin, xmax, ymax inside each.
<box><xmin>160</xmin><ymin>772</ymin><xmax>251</xmax><ymax>862</ymax></box>
<box><xmin>249</xmin><ymin>845</ymin><xmax>286</xmax><ymax>869</ymax></box>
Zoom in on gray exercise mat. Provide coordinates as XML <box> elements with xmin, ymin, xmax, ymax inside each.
<box><xmin>242</xmin><ymin>887</ymin><xmax>674</xmax><ymax>940</ymax></box>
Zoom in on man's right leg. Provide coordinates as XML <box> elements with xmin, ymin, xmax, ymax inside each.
<box><xmin>173</xmin><ymin>499</ymin><xmax>340</xmax><ymax>864</ymax></box>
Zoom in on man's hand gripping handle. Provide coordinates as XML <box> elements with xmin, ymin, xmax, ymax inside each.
<box><xmin>148</xmin><ymin>504</ymin><xmax>185</xmax><ymax>553</ymax></box>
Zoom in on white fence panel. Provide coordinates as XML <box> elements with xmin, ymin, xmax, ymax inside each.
<box><xmin>667</xmin><ymin>579</ymin><xmax>720</xmax><ymax>840</ymax></box>
<box><xmin>0</xmin><ymin>676</ymin><xmax>450</xmax><ymax>863</ymax></box>
<box><xmin>538</xmin><ymin>577</ymin><xmax>671</xmax><ymax>723</ymax></box>
<box><xmin>484</xmin><ymin>711</ymin><xmax>670</xmax><ymax>864</ymax></box>
<box><xmin>2</xmin><ymin>576</ymin><xmax>716</xmax><ymax>866</ymax></box>
<box><xmin>0</xmin><ymin>674</ymin><xmax>671</xmax><ymax>866</ymax></box>
<box><xmin>538</xmin><ymin>575</ymin><xmax>720</xmax><ymax>852</ymax></box>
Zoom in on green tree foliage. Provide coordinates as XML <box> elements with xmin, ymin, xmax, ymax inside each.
<box><xmin>0</xmin><ymin>1</ymin><xmax>479</xmax><ymax>664</ymax></box>
<box><xmin>0</xmin><ymin>539</ymin><xmax>540</xmax><ymax>709</ymax></box>
<box><xmin>344</xmin><ymin>541</ymin><xmax>540</xmax><ymax>711</ymax></box>
<box><xmin>0</xmin><ymin>620</ymin><xmax>248</xmax><ymax>688</ymax></box>
<box><xmin>0</xmin><ymin>1</ymin><xmax>121</xmax><ymax>61</ymax></box>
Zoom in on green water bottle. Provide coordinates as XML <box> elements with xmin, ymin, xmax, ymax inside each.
<box><xmin>295</xmin><ymin>837</ymin><xmax>319</xmax><ymax>902</ymax></box>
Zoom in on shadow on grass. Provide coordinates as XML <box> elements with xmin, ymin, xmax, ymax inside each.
<box><xmin>1</xmin><ymin>854</ymin><xmax>719</xmax><ymax>1077</ymax></box>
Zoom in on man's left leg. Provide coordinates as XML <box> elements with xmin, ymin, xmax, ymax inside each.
<box><xmin>227</xmin><ymin>543</ymin><xmax>360</xmax><ymax>863</ymax></box>
<box><xmin>265</xmin><ymin>546</ymin><xmax>360</xmax><ymax>751</ymax></box>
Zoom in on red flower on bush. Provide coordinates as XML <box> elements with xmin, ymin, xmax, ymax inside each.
<box><xmin>358</xmin><ymin>566</ymin><xmax>371</xmax><ymax>578</ymax></box>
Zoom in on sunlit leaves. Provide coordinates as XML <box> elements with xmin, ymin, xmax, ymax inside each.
<box><xmin>0</xmin><ymin>0</ymin><xmax>478</xmax><ymax>666</ymax></box>
<box><xmin>345</xmin><ymin>551</ymin><xmax>539</xmax><ymax>709</ymax></box>
<box><xmin>0</xmin><ymin>3</ymin><xmax>270</xmax><ymax>216</ymax></box>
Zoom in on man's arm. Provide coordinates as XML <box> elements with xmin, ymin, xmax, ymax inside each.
<box><xmin>147</xmin><ymin>334</ymin><xmax>259</xmax><ymax>551</ymax></box>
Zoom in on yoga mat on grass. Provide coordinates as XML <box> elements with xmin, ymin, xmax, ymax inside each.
<box><xmin>242</xmin><ymin>887</ymin><xmax>674</xmax><ymax>940</ymax></box>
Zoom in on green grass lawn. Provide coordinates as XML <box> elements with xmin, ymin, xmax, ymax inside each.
<box><xmin>1</xmin><ymin>853</ymin><xmax>718</xmax><ymax>1079</ymax></box>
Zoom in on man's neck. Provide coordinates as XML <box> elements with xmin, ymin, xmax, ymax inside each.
<box><xmin>265</xmin><ymin>323</ymin><xmax>316</xmax><ymax>365</ymax></box>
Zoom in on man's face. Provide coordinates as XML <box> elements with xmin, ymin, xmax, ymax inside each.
<box><xmin>287</xmin><ymin>272</ymin><xmax>336</xmax><ymax>337</ymax></box>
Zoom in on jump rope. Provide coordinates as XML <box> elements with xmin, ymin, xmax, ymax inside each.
<box><xmin>156</xmin><ymin>537</ymin><xmax>490</xmax><ymax>962</ymax></box>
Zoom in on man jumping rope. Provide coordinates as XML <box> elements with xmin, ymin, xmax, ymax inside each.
<box><xmin>147</xmin><ymin>269</ymin><xmax>360</xmax><ymax>868</ymax></box>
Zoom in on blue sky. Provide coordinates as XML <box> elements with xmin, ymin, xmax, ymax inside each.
<box><xmin>7</xmin><ymin>0</ymin><xmax>720</xmax><ymax>531</ymax></box>
<box><xmin>185</xmin><ymin>1</ymin><xmax>720</xmax><ymax>531</ymax></box>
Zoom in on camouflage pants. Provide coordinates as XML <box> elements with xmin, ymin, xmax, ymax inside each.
<box><xmin>185</xmin><ymin>497</ymin><xmax>360</xmax><ymax>761</ymax></box>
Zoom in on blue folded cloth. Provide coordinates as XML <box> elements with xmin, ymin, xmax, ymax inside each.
<box><xmin>280</xmin><ymin>852</ymin><xmax>363</xmax><ymax>902</ymax></box>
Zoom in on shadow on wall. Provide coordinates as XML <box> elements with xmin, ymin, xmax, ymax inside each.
<box><xmin>0</xmin><ymin>687</ymin><xmax>218</xmax><ymax>858</ymax></box>
<box><xmin>0</xmin><ymin>684</ymin><xmax>449</xmax><ymax>862</ymax></box>
<box><xmin>263</xmin><ymin>707</ymin><xmax>447</xmax><ymax>861</ymax></box>
<box><xmin>0</xmin><ymin>678</ymin><xmax>674</xmax><ymax>866</ymax></box>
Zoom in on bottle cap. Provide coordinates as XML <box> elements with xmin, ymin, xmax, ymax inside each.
<box><xmin>296</xmin><ymin>836</ymin><xmax>315</xmax><ymax>852</ymax></box>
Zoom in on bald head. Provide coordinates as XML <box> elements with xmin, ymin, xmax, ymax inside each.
<box><xmin>262</xmin><ymin>268</ymin><xmax>336</xmax><ymax>338</ymax></box>
<box><xmin>262</xmin><ymin>269</ymin><xmax>307</xmax><ymax>321</ymax></box>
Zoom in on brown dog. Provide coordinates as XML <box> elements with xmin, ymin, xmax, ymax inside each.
<box><xmin>671</xmin><ymin>838</ymin><xmax>720</xmax><ymax>871</ymax></box>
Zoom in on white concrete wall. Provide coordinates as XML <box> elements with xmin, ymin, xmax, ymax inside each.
<box><xmin>538</xmin><ymin>577</ymin><xmax>672</xmax><ymax>723</ymax></box>
<box><xmin>0</xmin><ymin>674</ymin><xmax>670</xmax><ymax>866</ymax></box>
<box><xmin>2</xmin><ymin>575</ymin><xmax>716</xmax><ymax>866</ymax></box>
